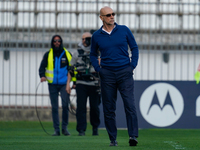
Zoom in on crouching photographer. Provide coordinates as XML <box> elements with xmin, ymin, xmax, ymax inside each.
<box><xmin>66</xmin><ymin>32</ymin><xmax>101</xmax><ymax>136</ymax></box>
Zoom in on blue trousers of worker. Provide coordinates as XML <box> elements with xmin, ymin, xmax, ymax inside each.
<box><xmin>76</xmin><ymin>84</ymin><xmax>101</xmax><ymax>132</ymax></box>
<box><xmin>48</xmin><ymin>84</ymin><xmax>69</xmax><ymax>132</ymax></box>
<box><xmin>99</xmin><ymin>66</ymin><xmax>138</xmax><ymax>141</ymax></box>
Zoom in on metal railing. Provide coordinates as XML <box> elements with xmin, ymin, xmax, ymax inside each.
<box><xmin>0</xmin><ymin>0</ymin><xmax>200</xmax><ymax>108</ymax></box>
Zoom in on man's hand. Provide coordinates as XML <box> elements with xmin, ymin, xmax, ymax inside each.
<box><xmin>40</xmin><ymin>77</ymin><xmax>46</xmax><ymax>82</ymax></box>
<box><xmin>98</xmin><ymin>58</ymin><xmax>101</xmax><ymax>65</ymax></box>
<box><xmin>72</xmin><ymin>84</ymin><xmax>76</xmax><ymax>89</ymax></box>
<box><xmin>66</xmin><ymin>84</ymin><xmax>71</xmax><ymax>94</ymax></box>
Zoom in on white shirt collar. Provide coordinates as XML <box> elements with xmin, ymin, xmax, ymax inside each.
<box><xmin>102</xmin><ymin>25</ymin><xmax>116</xmax><ymax>35</ymax></box>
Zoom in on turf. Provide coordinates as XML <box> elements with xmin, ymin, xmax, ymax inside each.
<box><xmin>0</xmin><ymin>121</ymin><xmax>200</xmax><ymax>150</ymax></box>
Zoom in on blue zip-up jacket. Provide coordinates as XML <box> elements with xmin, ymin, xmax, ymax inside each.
<box><xmin>52</xmin><ymin>50</ymin><xmax>68</xmax><ymax>84</ymax></box>
<box><xmin>90</xmin><ymin>23</ymin><xmax>139</xmax><ymax>72</ymax></box>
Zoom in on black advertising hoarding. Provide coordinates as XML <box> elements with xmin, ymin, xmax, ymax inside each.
<box><xmin>99</xmin><ymin>81</ymin><xmax>200</xmax><ymax>129</ymax></box>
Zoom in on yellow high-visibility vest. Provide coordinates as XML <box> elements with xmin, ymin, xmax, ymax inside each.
<box><xmin>45</xmin><ymin>48</ymin><xmax>72</xmax><ymax>83</ymax></box>
<box><xmin>71</xmin><ymin>68</ymin><xmax>78</xmax><ymax>82</ymax></box>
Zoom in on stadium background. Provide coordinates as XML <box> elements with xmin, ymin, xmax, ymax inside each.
<box><xmin>0</xmin><ymin>0</ymin><xmax>200</xmax><ymax>124</ymax></box>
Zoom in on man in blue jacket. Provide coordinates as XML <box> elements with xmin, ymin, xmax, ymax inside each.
<box><xmin>39</xmin><ymin>35</ymin><xmax>72</xmax><ymax>136</ymax></box>
<box><xmin>90</xmin><ymin>6</ymin><xmax>139</xmax><ymax>146</ymax></box>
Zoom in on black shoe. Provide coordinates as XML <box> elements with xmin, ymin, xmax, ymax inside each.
<box><xmin>52</xmin><ymin>131</ymin><xmax>60</xmax><ymax>136</ymax></box>
<box><xmin>62</xmin><ymin>129</ymin><xmax>70</xmax><ymax>136</ymax></box>
<box><xmin>129</xmin><ymin>137</ymin><xmax>138</xmax><ymax>146</ymax></box>
<box><xmin>78</xmin><ymin>130</ymin><xmax>85</xmax><ymax>136</ymax></box>
<box><xmin>92</xmin><ymin>128</ymin><xmax>98</xmax><ymax>136</ymax></box>
<box><xmin>109</xmin><ymin>140</ymin><xmax>118</xmax><ymax>146</ymax></box>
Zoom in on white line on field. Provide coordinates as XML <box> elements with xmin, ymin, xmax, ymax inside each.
<box><xmin>164</xmin><ymin>141</ymin><xmax>186</xmax><ymax>149</ymax></box>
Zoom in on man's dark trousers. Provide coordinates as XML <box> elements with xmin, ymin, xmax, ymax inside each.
<box><xmin>48</xmin><ymin>84</ymin><xmax>69</xmax><ymax>132</ymax></box>
<box><xmin>99</xmin><ymin>66</ymin><xmax>138</xmax><ymax>141</ymax></box>
<box><xmin>76</xmin><ymin>84</ymin><xmax>100</xmax><ymax>132</ymax></box>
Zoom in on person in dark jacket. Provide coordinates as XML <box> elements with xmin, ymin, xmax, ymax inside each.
<box><xmin>39</xmin><ymin>35</ymin><xmax>72</xmax><ymax>136</ymax></box>
<box><xmin>66</xmin><ymin>32</ymin><xmax>101</xmax><ymax>136</ymax></box>
<box><xmin>90</xmin><ymin>6</ymin><xmax>139</xmax><ymax>146</ymax></box>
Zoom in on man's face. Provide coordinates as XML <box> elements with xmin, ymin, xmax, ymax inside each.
<box><xmin>100</xmin><ymin>8</ymin><xmax>115</xmax><ymax>25</ymax></box>
<box><xmin>53</xmin><ymin>36</ymin><xmax>61</xmax><ymax>47</ymax></box>
<box><xmin>82</xmin><ymin>34</ymin><xmax>91</xmax><ymax>47</ymax></box>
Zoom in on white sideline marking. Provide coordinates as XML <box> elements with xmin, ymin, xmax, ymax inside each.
<box><xmin>164</xmin><ymin>141</ymin><xmax>186</xmax><ymax>149</ymax></box>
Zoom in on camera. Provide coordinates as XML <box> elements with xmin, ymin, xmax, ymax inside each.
<box><xmin>84</xmin><ymin>37</ymin><xmax>91</xmax><ymax>47</ymax></box>
<box><xmin>77</xmin><ymin>49</ymin><xmax>90</xmax><ymax>67</ymax></box>
<box><xmin>72</xmin><ymin>49</ymin><xmax>101</xmax><ymax>94</ymax></box>
<box><xmin>68</xmin><ymin>33</ymin><xmax>100</xmax><ymax>94</ymax></box>
<box><xmin>75</xmin><ymin>49</ymin><xmax>94</xmax><ymax>79</ymax></box>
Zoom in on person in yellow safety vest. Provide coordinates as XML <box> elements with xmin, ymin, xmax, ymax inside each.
<box><xmin>39</xmin><ymin>35</ymin><xmax>72</xmax><ymax>136</ymax></box>
<box><xmin>195</xmin><ymin>63</ymin><xmax>200</xmax><ymax>84</ymax></box>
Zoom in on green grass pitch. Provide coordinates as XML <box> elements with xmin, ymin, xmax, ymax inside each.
<box><xmin>0</xmin><ymin>121</ymin><xmax>200</xmax><ymax>150</ymax></box>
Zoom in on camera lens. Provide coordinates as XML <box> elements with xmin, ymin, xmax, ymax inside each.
<box><xmin>85</xmin><ymin>37</ymin><xmax>91</xmax><ymax>47</ymax></box>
